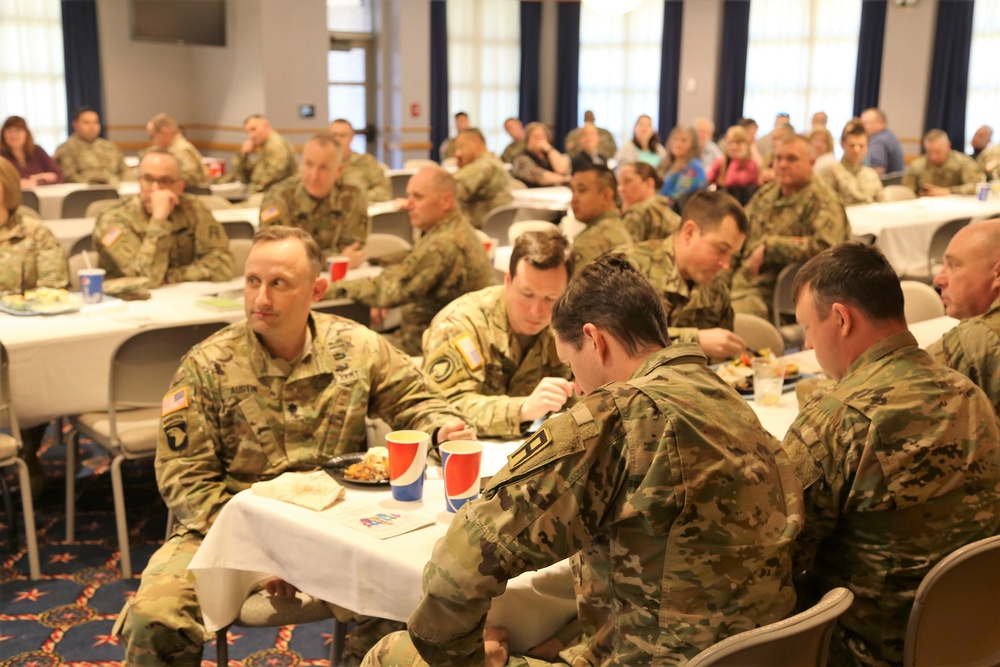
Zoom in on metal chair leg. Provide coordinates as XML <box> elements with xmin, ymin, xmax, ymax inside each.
<box><xmin>216</xmin><ymin>628</ymin><xmax>229</xmax><ymax>666</ymax></box>
<box><xmin>110</xmin><ymin>455</ymin><xmax>132</xmax><ymax>578</ymax></box>
<box><xmin>1</xmin><ymin>468</ymin><xmax>15</xmax><ymax>554</ymax></box>
<box><xmin>330</xmin><ymin>618</ymin><xmax>348</xmax><ymax>666</ymax></box>
<box><xmin>13</xmin><ymin>459</ymin><xmax>40</xmax><ymax>579</ymax></box>
<box><xmin>65</xmin><ymin>431</ymin><xmax>77</xmax><ymax>542</ymax></box>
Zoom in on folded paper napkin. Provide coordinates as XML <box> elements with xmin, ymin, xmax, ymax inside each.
<box><xmin>251</xmin><ymin>470</ymin><xmax>345</xmax><ymax>510</ymax></box>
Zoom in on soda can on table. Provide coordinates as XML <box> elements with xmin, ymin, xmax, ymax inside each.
<box><xmin>977</xmin><ymin>182</ymin><xmax>990</xmax><ymax>201</ymax></box>
<box><xmin>386</xmin><ymin>430</ymin><xmax>428</xmax><ymax>502</ymax></box>
<box><xmin>441</xmin><ymin>440</ymin><xmax>483</xmax><ymax>512</ymax></box>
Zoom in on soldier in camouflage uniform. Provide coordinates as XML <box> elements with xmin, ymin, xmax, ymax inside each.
<box><xmin>563</xmin><ymin>110</ymin><xmax>617</xmax><ymax>159</ymax></box>
<box><xmin>819</xmin><ymin>119</ymin><xmax>884</xmax><ymax>206</ymax></box>
<box><xmin>902</xmin><ymin>129</ymin><xmax>984</xmax><ymax>196</ymax></box>
<box><xmin>500</xmin><ymin>117</ymin><xmax>525</xmax><ymax>164</ymax></box>
<box><xmin>93</xmin><ymin>151</ymin><xmax>233</xmax><ymax>286</ymax></box>
<box><xmin>928</xmin><ymin>219</ymin><xmax>1000</xmax><ymax>415</ymax></box>
<box><xmin>225</xmin><ymin>114</ymin><xmax>297</xmax><ymax>193</ymax></box>
<box><xmin>783</xmin><ymin>243</ymin><xmax>1000</xmax><ymax>667</ymax></box>
<box><xmin>977</xmin><ymin>143</ymin><xmax>1000</xmax><ymax>180</ymax></box>
<box><xmin>439</xmin><ymin>111</ymin><xmax>470</xmax><ymax>161</ymax></box>
<box><xmin>115</xmin><ymin>226</ymin><xmax>472</xmax><ymax>667</ymax></box>
<box><xmin>144</xmin><ymin>113</ymin><xmax>210</xmax><ymax>186</ymax></box>
<box><xmin>260</xmin><ymin>134</ymin><xmax>369</xmax><ymax>268</ymax></box>
<box><xmin>365</xmin><ymin>255</ymin><xmax>803</xmax><ymax>667</ymax></box>
<box><xmin>616</xmin><ymin>190</ymin><xmax>748</xmax><ymax>359</ymax></box>
<box><xmin>731</xmin><ymin>134</ymin><xmax>850</xmax><ymax>319</ymax></box>
<box><xmin>568</xmin><ymin>166</ymin><xmax>633</xmax><ymax>276</ymax></box>
<box><xmin>422</xmin><ymin>228</ymin><xmax>574</xmax><ymax>438</ymax></box>
<box><xmin>54</xmin><ymin>107</ymin><xmax>130</xmax><ymax>185</ymax></box>
<box><xmin>329</xmin><ymin>119</ymin><xmax>391</xmax><ymax>202</ymax></box>
<box><xmin>618</xmin><ymin>162</ymin><xmax>681</xmax><ymax>241</ymax></box>
<box><xmin>326</xmin><ymin>167</ymin><xmax>494</xmax><ymax>355</ymax></box>
<box><xmin>453</xmin><ymin>128</ymin><xmax>513</xmax><ymax>228</ymax></box>
<box><xmin>0</xmin><ymin>160</ymin><xmax>68</xmax><ymax>290</ymax></box>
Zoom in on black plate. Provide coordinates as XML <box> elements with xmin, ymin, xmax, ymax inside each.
<box><xmin>320</xmin><ymin>452</ymin><xmax>390</xmax><ymax>486</ymax></box>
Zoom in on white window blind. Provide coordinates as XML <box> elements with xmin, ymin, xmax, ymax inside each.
<box><xmin>965</xmin><ymin>1</ymin><xmax>1000</xmax><ymax>153</ymax></box>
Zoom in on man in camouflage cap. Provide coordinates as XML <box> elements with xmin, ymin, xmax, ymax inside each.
<box><xmin>326</xmin><ymin>167</ymin><xmax>494</xmax><ymax>355</ymax></box>
<box><xmin>144</xmin><ymin>112</ymin><xmax>210</xmax><ymax>187</ymax></box>
<box><xmin>422</xmin><ymin>228</ymin><xmax>574</xmax><ymax>438</ymax></box>
<box><xmin>93</xmin><ymin>150</ymin><xmax>234</xmax><ymax>286</ymax></box>
<box><xmin>453</xmin><ymin>128</ymin><xmax>512</xmax><ymax>229</ymax></box>
<box><xmin>260</xmin><ymin>133</ymin><xmax>369</xmax><ymax>268</ymax></box>
<box><xmin>115</xmin><ymin>226</ymin><xmax>473</xmax><ymax>667</ymax></box>
<box><xmin>617</xmin><ymin>190</ymin><xmax>748</xmax><ymax>359</ymax></box>
<box><xmin>731</xmin><ymin>133</ymin><xmax>850</xmax><ymax>319</ymax></box>
<box><xmin>902</xmin><ymin>129</ymin><xmax>983</xmax><ymax>196</ymax></box>
<box><xmin>567</xmin><ymin>165</ymin><xmax>633</xmax><ymax>276</ymax></box>
<box><xmin>928</xmin><ymin>219</ymin><xmax>1000</xmax><ymax>415</ymax></box>
<box><xmin>54</xmin><ymin>106</ymin><xmax>130</xmax><ymax>185</ymax></box>
<box><xmin>783</xmin><ymin>242</ymin><xmax>1000</xmax><ymax>667</ymax></box>
<box><xmin>225</xmin><ymin>114</ymin><xmax>297</xmax><ymax>193</ymax></box>
<box><xmin>329</xmin><ymin>118</ymin><xmax>391</xmax><ymax>202</ymax></box>
<box><xmin>365</xmin><ymin>254</ymin><xmax>804</xmax><ymax>666</ymax></box>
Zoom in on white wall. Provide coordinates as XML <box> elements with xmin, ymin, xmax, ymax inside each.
<box><xmin>677</xmin><ymin>0</ymin><xmax>723</xmax><ymax>127</ymax></box>
<box><xmin>881</xmin><ymin>0</ymin><xmax>938</xmax><ymax>155</ymax></box>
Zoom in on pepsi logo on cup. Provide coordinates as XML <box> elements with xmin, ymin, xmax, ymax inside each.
<box><xmin>441</xmin><ymin>441</ymin><xmax>483</xmax><ymax>512</ymax></box>
<box><xmin>386</xmin><ymin>430</ymin><xmax>429</xmax><ymax>502</ymax></box>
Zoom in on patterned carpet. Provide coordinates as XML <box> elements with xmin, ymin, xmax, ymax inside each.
<box><xmin>1</xmin><ymin>424</ymin><xmax>335</xmax><ymax>666</ymax></box>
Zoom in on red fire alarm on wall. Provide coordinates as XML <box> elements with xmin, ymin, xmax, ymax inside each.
<box><xmin>410</xmin><ymin>103</ymin><xmax>421</xmax><ymax>118</ymax></box>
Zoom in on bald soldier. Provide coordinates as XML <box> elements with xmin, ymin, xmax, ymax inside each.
<box><xmin>54</xmin><ymin>106</ymin><xmax>130</xmax><ymax>185</ymax></box>
<box><xmin>568</xmin><ymin>166</ymin><xmax>633</xmax><ymax>276</ymax></box>
<box><xmin>329</xmin><ymin>118</ymin><xmax>391</xmax><ymax>202</ymax></box>
<box><xmin>260</xmin><ymin>133</ymin><xmax>369</xmax><ymax>268</ymax></box>
<box><xmin>227</xmin><ymin>114</ymin><xmax>297</xmax><ymax>193</ymax></box>
<box><xmin>326</xmin><ymin>167</ymin><xmax>494</xmax><ymax>355</ymax></box>
<box><xmin>783</xmin><ymin>243</ymin><xmax>1000</xmax><ymax>667</ymax></box>
<box><xmin>116</xmin><ymin>226</ymin><xmax>474</xmax><ymax>667</ymax></box>
<box><xmin>617</xmin><ymin>190</ymin><xmax>748</xmax><ymax>359</ymax></box>
<box><xmin>902</xmin><ymin>129</ymin><xmax>983</xmax><ymax>196</ymax></box>
<box><xmin>928</xmin><ymin>219</ymin><xmax>1000</xmax><ymax>415</ymax></box>
<box><xmin>731</xmin><ymin>133</ymin><xmax>850</xmax><ymax>319</ymax></box>
<box><xmin>453</xmin><ymin>128</ymin><xmax>513</xmax><ymax>229</ymax></box>
<box><xmin>145</xmin><ymin>112</ymin><xmax>210</xmax><ymax>186</ymax></box>
<box><xmin>422</xmin><ymin>229</ymin><xmax>575</xmax><ymax>438</ymax></box>
<box><xmin>365</xmin><ymin>254</ymin><xmax>803</xmax><ymax>666</ymax></box>
<box><xmin>93</xmin><ymin>150</ymin><xmax>233</xmax><ymax>287</ymax></box>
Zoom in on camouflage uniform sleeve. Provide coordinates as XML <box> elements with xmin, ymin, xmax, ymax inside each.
<box><xmin>54</xmin><ymin>142</ymin><xmax>84</xmax><ymax>184</ymax></box>
<box><xmin>366</xmin><ymin>330</ymin><xmax>462</xmax><ymax>434</ymax></box>
<box><xmin>176</xmin><ymin>145</ymin><xmax>209</xmax><ymax>185</ymax></box>
<box><xmin>952</xmin><ymin>157</ymin><xmax>983</xmax><ymax>195</ymax></box>
<box><xmin>901</xmin><ymin>165</ymin><xmax>920</xmax><ymax>193</ymax></box>
<box><xmin>258</xmin><ymin>188</ymin><xmax>290</xmax><ymax>228</ymax></box>
<box><xmin>249</xmin><ymin>140</ymin><xmax>296</xmax><ymax>193</ymax></box>
<box><xmin>621</xmin><ymin>207</ymin><xmax>646</xmax><ymax>242</ymax></box>
<box><xmin>166</xmin><ymin>206</ymin><xmax>235</xmax><ymax>283</ymax></box>
<box><xmin>230</xmin><ymin>149</ymin><xmax>253</xmax><ymax>185</ymax></box>
<box><xmin>408</xmin><ymin>402</ymin><xmax>629</xmax><ymax>665</ymax></box>
<box><xmin>763</xmin><ymin>199</ymin><xmax>849</xmax><ymax>267</ymax></box>
<box><xmin>32</xmin><ymin>222</ymin><xmax>70</xmax><ymax>289</ymax></box>
<box><xmin>666</xmin><ymin>326</ymin><xmax>699</xmax><ymax>345</ymax></box>
<box><xmin>331</xmin><ymin>237</ymin><xmax>455</xmax><ymax>308</ymax></box>
<box><xmin>155</xmin><ymin>355</ymin><xmax>232</xmax><ymax>535</ymax></box>
<box><xmin>365</xmin><ymin>159</ymin><xmax>392</xmax><ymax>203</ymax></box>
<box><xmin>512</xmin><ymin>155</ymin><xmax>548</xmax><ymax>185</ymax></box>
<box><xmin>93</xmin><ymin>203</ymin><xmax>173</xmax><ymax>286</ymax></box>
<box><xmin>338</xmin><ymin>187</ymin><xmax>371</xmax><ymax>251</ymax></box>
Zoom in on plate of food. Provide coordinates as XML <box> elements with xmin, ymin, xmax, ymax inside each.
<box><xmin>0</xmin><ymin>288</ymin><xmax>79</xmax><ymax>316</ymax></box>
<box><xmin>322</xmin><ymin>447</ymin><xmax>390</xmax><ymax>486</ymax></box>
<box><xmin>714</xmin><ymin>350</ymin><xmax>801</xmax><ymax>396</ymax></box>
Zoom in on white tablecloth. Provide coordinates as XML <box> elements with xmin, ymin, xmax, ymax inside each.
<box><xmin>847</xmin><ymin>196</ymin><xmax>1000</xmax><ymax>275</ymax></box>
<box><xmin>511</xmin><ymin>186</ymin><xmax>571</xmax><ymax>211</ymax></box>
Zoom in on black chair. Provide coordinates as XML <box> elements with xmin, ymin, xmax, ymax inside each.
<box><xmin>184</xmin><ymin>185</ymin><xmax>212</xmax><ymax>196</ymax></box>
<box><xmin>61</xmin><ymin>188</ymin><xmax>119</xmax><ymax>218</ymax></box>
<box><xmin>390</xmin><ymin>173</ymin><xmax>411</xmax><ymax>199</ymax></box>
<box><xmin>313</xmin><ymin>299</ymin><xmax>371</xmax><ymax>327</ymax></box>
<box><xmin>880</xmin><ymin>171</ymin><xmax>904</xmax><ymax>186</ymax></box>
<box><xmin>221</xmin><ymin>219</ymin><xmax>255</xmax><ymax>240</ymax></box>
<box><xmin>20</xmin><ymin>190</ymin><xmax>40</xmax><ymax>214</ymax></box>
<box><xmin>371</xmin><ymin>209</ymin><xmax>412</xmax><ymax>242</ymax></box>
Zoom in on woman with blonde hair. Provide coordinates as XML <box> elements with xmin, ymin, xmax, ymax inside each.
<box><xmin>810</xmin><ymin>126</ymin><xmax>837</xmax><ymax>174</ymax></box>
<box><xmin>657</xmin><ymin>125</ymin><xmax>706</xmax><ymax>210</ymax></box>
<box><xmin>618</xmin><ymin>162</ymin><xmax>680</xmax><ymax>242</ymax></box>
<box><xmin>706</xmin><ymin>125</ymin><xmax>759</xmax><ymax>206</ymax></box>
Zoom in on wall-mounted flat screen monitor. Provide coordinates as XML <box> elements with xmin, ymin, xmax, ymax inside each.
<box><xmin>130</xmin><ymin>0</ymin><xmax>226</xmax><ymax>47</ymax></box>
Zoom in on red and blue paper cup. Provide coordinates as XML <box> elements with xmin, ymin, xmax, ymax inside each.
<box><xmin>387</xmin><ymin>430</ymin><xmax>428</xmax><ymax>502</ymax></box>
<box><xmin>440</xmin><ymin>441</ymin><xmax>483</xmax><ymax>512</ymax></box>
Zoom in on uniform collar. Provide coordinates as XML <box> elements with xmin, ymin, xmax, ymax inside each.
<box><xmin>630</xmin><ymin>343</ymin><xmax>708</xmax><ymax>380</ymax></box>
<box><xmin>246</xmin><ymin>313</ymin><xmax>330</xmax><ymax>379</ymax></box>
<box><xmin>841</xmin><ymin>329</ymin><xmax>917</xmax><ymax>381</ymax></box>
<box><xmin>0</xmin><ymin>211</ymin><xmax>27</xmax><ymax>242</ymax></box>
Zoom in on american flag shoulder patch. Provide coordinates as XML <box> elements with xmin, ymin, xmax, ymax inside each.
<box><xmin>162</xmin><ymin>387</ymin><xmax>189</xmax><ymax>416</ymax></box>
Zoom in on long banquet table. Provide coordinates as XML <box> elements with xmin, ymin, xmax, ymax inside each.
<box><xmin>25</xmin><ymin>182</ymin><xmax>250</xmax><ymax>220</ymax></box>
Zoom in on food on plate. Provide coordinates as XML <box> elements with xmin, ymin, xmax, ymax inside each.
<box><xmin>715</xmin><ymin>350</ymin><xmax>800</xmax><ymax>390</ymax></box>
<box><xmin>343</xmin><ymin>446</ymin><xmax>389</xmax><ymax>482</ymax></box>
<box><xmin>1</xmin><ymin>287</ymin><xmax>72</xmax><ymax>311</ymax></box>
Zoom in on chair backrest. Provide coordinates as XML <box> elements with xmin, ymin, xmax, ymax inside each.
<box><xmin>403</xmin><ymin>159</ymin><xmax>438</xmax><ymax>170</ymax></box>
<box><xmin>734</xmin><ymin>313</ymin><xmax>785</xmax><ymax>356</ymax></box>
<box><xmin>229</xmin><ymin>238</ymin><xmax>254</xmax><ymax>276</ymax></box>
<box><xmin>900</xmin><ymin>280</ymin><xmax>945</xmax><ymax>324</ymax></box>
<box><xmin>0</xmin><ymin>341</ymin><xmax>20</xmax><ymax>436</ymax></box>
<box><xmin>850</xmin><ymin>233</ymin><xmax>876</xmax><ymax>246</ymax></box>
<box><xmin>61</xmin><ymin>187</ymin><xmax>119</xmax><ymax>218</ymax></box>
<box><xmin>67</xmin><ymin>251</ymin><xmax>100</xmax><ymax>291</ymax></box>
<box><xmin>508</xmin><ymin>220</ymin><xmax>559</xmax><ymax>246</ymax></box>
<box><xmin>221</xmin><ymin>219</ymin><xmax>256</xmax><ymax>240</ymax></box>
<box><xmin>69</xmin><ymin>234</ymin><xmax>93</xmax><ymax>257</ymax></box>
<box><xmin>195</xmin><ymin>194</ymin><xmax>235</xmax><ymax>211</ymax></box>
<box><xmin>883</xmin><ymin>184</ymin><xmax>916</xmax><ymax>202</ymax></box>
<box><xmin>772</xmin><ymin>261</ymin><xmax>804</xmax><ymax>329</ymax></box>
<box><xmin>365</xmin><ymin>232</ymin><xmax>412</xmax><ymax>261</ymax></box>
<box><xmin>481</xmin><ymin>205</ymin><xmax>520</xmax><ymax>245</ymax></box>
<box><xmin>370</xmin><ymin>208</ymin><xmax>413</xmax><ymax>242</ymax></box>
<box><xmin>110</xmin><ymin>322</ymin><xmax>229</xmax><ymax>410</ymax></box>
<box><xmin>243</xmin><ymin>192</ymin><xmax>264</xmax><ymax>209</ymax></box>
<box><xmin>927</xmin><ymin>218</ymin><xmax>969</xmax><ymax>272</ymax></box>
<box><xmin>686</xmin><ymin>588</ymin><xmax>855</xmax><ymax>667</ymax></box>
<box><xmin>880</xmin><ymin>171</ymin><xmax>905</xmax><ymax>186</ymax></box>
<box><xmin>312</xmin><ymin>300</ymin><xmax>370</xmax><ymax>326</ymax></box>
<box><xmin>20</xmin><ymin>190</ymin><xmax>40</xmax><ymax>214</ymax></box>
<box><xmin>85</xmin><ymin>198</ymin><xmax>119</xmax><ymax>218</ymax></box>
<box><xmin>390</xmin><ymin>172</ymin><xmax>411</xmax><ymax>199</ymax></box>
<box><xmin>184</xmin><ymin>185</ymin><xmax>213</xmax><ymax>196</ymax></box>
<box><xmin>903</xmin><ymin>534</ymin><xmax>1000</xmax><ymax>667</ymax></box>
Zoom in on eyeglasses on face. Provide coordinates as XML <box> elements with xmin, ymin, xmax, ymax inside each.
<box><xmin>139</xmin><ymin>174</ymin><xmax>178</xmax><ymax>188</ymax></box>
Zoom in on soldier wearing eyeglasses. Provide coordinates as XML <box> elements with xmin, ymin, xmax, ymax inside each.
<box><xmin>92</xmin><ymin>150</ymin><xmax>234</xmax><ymax>286</ymax></box>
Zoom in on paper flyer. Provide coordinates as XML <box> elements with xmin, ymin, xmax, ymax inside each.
<box><xmin>325</xmin><ymin>503</ymin><xmax>435</xmax><ymax>539</ymax></box>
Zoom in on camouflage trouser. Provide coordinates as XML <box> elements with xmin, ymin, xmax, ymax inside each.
<box><xmin>730</xmin><ymin>287</ymin><xmax>771</xmax><ymax>320</ymax></box>
<box><xmin>361</xmin><ymin>631</ymin><xmax>571</xmax><ymax>667</ymax></box>
<box><xmin>114</xmin><ymin>532</ymin><xmax>406</xmax><ymax>667</ymax></box>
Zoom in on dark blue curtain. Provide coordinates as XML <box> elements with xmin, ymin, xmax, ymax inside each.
<box><xmin>658</xmin><ymin>1</ymin><xmax>683</xmax><ymax>138</ymax></box>
<box><xmin>714</xmin><ymin>0</ymin><xmax>751</xmax><ymax>133</ymax></box>
<box><xmin>852</xmin><ymin>0</ymin><xmax>887</xmax><ymax>117</ymax></box>
<box><xmin>554</xmin><ymin>2</ymin><xmax>580</xmax><ymax>151</ymax></box>
<box><xmin>925</xmin><ymin>0</ymin><xmax>975</xmax><ymax>145</ymax></box>
<box><xmin>519</xmin><ymin>2</ymin><xmax>542</xmax><ymax>123</ymax></box>
<box><xmin>429</xmin><ymin>1</ymin><xmax>449</xmax><ymax>162</ymax></box>
<box><xmin>61</xmin><ymin>0</ymin><xmax>105</xmax><ymax>135</ymax></box>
